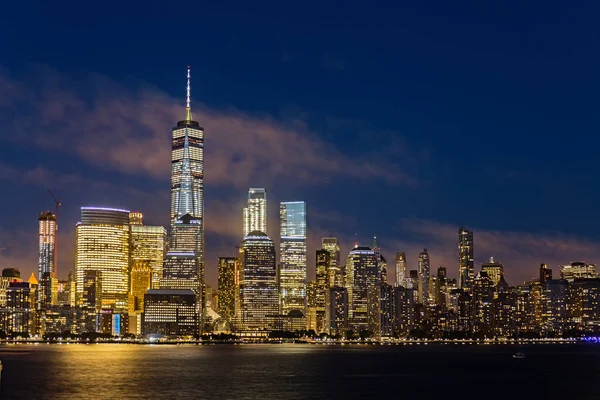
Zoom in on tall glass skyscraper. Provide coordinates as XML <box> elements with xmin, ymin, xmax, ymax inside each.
<box><xmin>243</xmin><ymin>188</ymin><xmax>267</xmax><ymax>237</ymax></box>
<box><xmin>239</xmin><ymin>232</ymin><xmax>278</xmax><ymax>331</ymax></box>
<box><xmin>38</xmin><ymin>211</ymin><xmax>56</xmax><ymax>282</ymax></box>
<box><xmin>170</xmin><ymin>67</ymin><xmax>204</xmax><ymax>228</ymax></box>
<box><xmin>346</xmin><ymin>246</ymin><xmax>378</xmax><ymax>331</ymax></box>
<box><xmin>458</xmin><ymin>227</ymin><xmax>474</xmax><ymax>291</ymax></box>
<box><xmin>168</xmin><ymin>67</ymin><xmax>205</xmax><ymax>327</ymax></box>
<box><xmin>279</xmin><ymin>201</ymin><xmax>307</xmax><ymax>317</ymax></box>
<box><xmin>75</xmin><ymin>207</ymin><xmax>131</xmax><ymax>312</ymax></box>
<box><xmin>417</xmin><ymin>249</ymin><xmax>430</xmax><ymax>305</ymax></box>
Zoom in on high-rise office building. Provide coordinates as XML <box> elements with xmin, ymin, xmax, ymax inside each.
<box><xmin>481</xmin><ymin>257</ymin><xmax>504</xmax><ymax>286</ymax></box>
<box><xmin>75</xmin><ymin>207</ymin><xmax>130</xmax><ymax>312</ymax></box>
<box><xmin>170</xmin><ymin>67</ymin><xmax>204</xmax><ymax>229</ymax></box>
<box><xmin>243</xmin><ymin>188</ymin><xmax>267</xmax><ymax>237</ymax></box>
<box><xmin>129</xmin><ymin>261</ymin><xmax>152</xmax><ymax>313</ymax></box>
<box><xmin>130</xmin><ymin>213</ymin><xmax>166</xmax><ymax>289</ymax></box>
<box><xmin>0</xmin><ymin>268</ymin><xmax>22</xmax><ymax>307</ymax></box>
<box><xmin>458</xmin><ymin>227</ymin><xmax>474</xmax><ymax>290</ymax></box>
<box><xmin>315</xmin><ymin>249</ymin><xmax>329</xmax><ymax>331</ymax></box>
<box><xmin>346</xmin><ymin>246</ymin><xmax>379</xmax><ymax>331</ymax></box>
<box><xmin>560</xmin><ymin>262</ymin><xmax>596</xmax><ymax>282</ymax></box>
<box><xmin>322</xmin><ymin>237</ymin><xmax>341</xmax><ymax>287</ymax></box>
<box><xmin>239</xmin><ymin>231</ymin><xmax>278</xmax><ymax>331</ymax></box>
<box><xmin>279</xmin><ymin>201</ymin><xmax>307</xmax><ymax>317</ymax></box>
<box><xmin>395</xmin><ymin>252</ymin><xmax>406</xmax><ymax>288</ymax></box>
<box><xmin>325</xmin><ymin>287</ymin><xmax>348</xmax><ymax>336</ymax></box>
<box><xmin>168</xmin><ymin>67</ymin><xmax>205</xmax><ymax>327</ymax></box>
<box><xmin>164</xmin><ymin>213</ymin><xmax>204</xmax><ymax>325</ymax></box>
<box><xmin>417</xmin><ymin>249</ymin><xmax>430</xmax><ymax>304</ymax></box>
<box><xmin>218</xmin><ymin>257</ymin><xmax>237</xmax><ymax>321</ymax></box>
<box><xmin>38</xmin><ymin>211</ymin><xmax>56</xmax><ymax>281</ymax></box>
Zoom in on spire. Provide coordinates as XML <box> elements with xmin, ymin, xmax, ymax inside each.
<box><xmin>186</xmin><ymin>66</ymin><xmax>192</xmax><ymax>122</ymax></box>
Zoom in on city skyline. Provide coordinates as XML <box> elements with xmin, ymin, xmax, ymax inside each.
<box><xmin>4</xmin><ymin>3</ymin><xmax>600</xmax><ymax>290</ymax></box>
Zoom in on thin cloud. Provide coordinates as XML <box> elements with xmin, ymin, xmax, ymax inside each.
<box><xmin>0</xmin><ymin>67</ymin><xmax>415</xmax><ymax>189</ymax></box>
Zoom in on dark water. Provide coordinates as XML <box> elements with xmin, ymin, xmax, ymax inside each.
<box><xmin>0</xmin><ymin>343</ymin><xmax>598</xmax><ymax>399</ymax></box>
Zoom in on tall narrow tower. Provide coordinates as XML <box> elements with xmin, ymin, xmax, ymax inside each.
<box><xmin>170</xmin><ymin>67</ymin><xmax>204</xmax><ymax>228</ymax></box>
<box><xmin>458</xmin><ymin>227</ymin><xmax>474</xmax><ymax>291</ymax></box>
<box><xmin>168</xmin><ymin>67</ymin><xmax>205</xmax><ymax>327</ymax></box>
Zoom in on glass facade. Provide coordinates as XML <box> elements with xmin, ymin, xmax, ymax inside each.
<box><xmin>75</xmin><ymin>207</ymin><xmax>131</xmax><ymax>312</ymax></box>
<box><xmin>243</xmin><ymin>188</ymin><xmax>267</xmax><ymax>237</ymax></box>
<box><xmin>279</xmin><ymin>201</ymin><xmax>307</xmax><ymax>317</ymax></box>
<box><xmin>142</xmin><ymin>289</ymin><xmax>198</xmax><ymax>336</ymax></box>
<box><xmin>131</xmin><ymin>224</ymin><xmax>166</xmax><ymax>289</ymax></box>
<box><xmin>346</xmin><ymin>246</ymin><xmax>378</xmax><ymax>331</ymax></box>
<box><xmin>38</xmin><ymin>211</ymin><xmax>56</xmax><ymax>281</ymax></box>
<box><xmin>239</xmin><ymin>232</ymin><xmax>278</xmax><ymax>331</ymax></box>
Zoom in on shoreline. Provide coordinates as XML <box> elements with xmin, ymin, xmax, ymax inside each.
<box><xmin>0</xmin><ymin>338</ymin><xmax>583</xmax><ymax>345</ymax></box>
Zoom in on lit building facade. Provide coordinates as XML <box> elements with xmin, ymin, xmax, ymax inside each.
<box><xmin>458</xmin><ymin>227</ymin><xmax>474</xmax><ymax>291</ymax></box>
<box><xmin>346</xmin><ymin>246</ymin><xmax>379</xmax><ymax>331</ymax></box>
<box><xmin>481</xmin><ymin>257</ymin><xmax>504</xmax><ymax>286</ymax></box>
<box><xmin>560</xmin><ymin>262</ymin><xmax>597</xmax><ymax>282</ymax></box>
<box><xmin>417</xmin><ymin>249</ymin><xmax>430</xmax><ymax>305</ymax></box>
<box><xmin>38</xmin><ymin>211</ymin><xmax>56</xmax><ymax>281</ymax></box>
<box><xmin>279</xmin><ymin>201</ymin><xmax>307</xmax><ymax>318</ymax></box>
<box><xmin>130</xmin><ymin>222</ymin><xmax>166</xmax><ymax>289</ymax></box>
<box><xmin>395</xmin><ymin>252</ymin><xmax>406</xmax><ymax>288</ymax></box>
<box><xmin>243</xmin><ymin>188</ymin><xmax>267</xmax><ymax>237</ymax></box>
<box><xmin>322</xmin><ymin>237</ymin><xmax>341</xmax><ymax>287</ymax></box>
<box><xmin>239</xmin><ymin>232</ymin><xmax>278</xmax><ymax>331</ymax></box>
<box><xmin>217</xmin><ymin>257</ymin><xmax>237</xmax><ymax>321</ymax></box>
<box><xmin>170</xmin><ymin>67</ymin><xmax>204</xmax><ymax>230</ymax></box>
<box><xmin>75</xmin><ymin>207</ymin><xmax>130</xmax><ymax>312</ymax></box>
<box><xmin>0</xmin><ymin>268</ymin><xmax>22</xmax><ymax>307</ymax></box>
<box><xmin>325</xmin><ymin>287</ymin><xmax>348</xmax><ymax>336</ymax></box>
<box><xmin>142</xmin><ymin>289</ymin><xmax>198</xmax><ymax>337</ymax></box>
<box><xmin>315</xmin><ymin>249</ymin><xmax>329</xmax><ymax>331</ymax></box>
<box><xmin>129</xmin><ymin>261</ymin><xmax>152</xmax><ymax>313</ymax></box>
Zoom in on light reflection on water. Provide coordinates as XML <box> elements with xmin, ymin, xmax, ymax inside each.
<box><xmin>0</xmin><ymin>343</ymin><xmax>598</xmax><ymax>399</ymax></box>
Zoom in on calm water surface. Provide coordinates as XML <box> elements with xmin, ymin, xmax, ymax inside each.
<box><xmin>0</xmin><ymin>343</ymin><xmax>597</xmax><ymax>399</ymax></box>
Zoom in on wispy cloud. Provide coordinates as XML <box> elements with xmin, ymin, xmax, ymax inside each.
<box><xmin>0</xmin><ymin>67</ymin><xmax>414</xmax><ymax>189</ymax></box>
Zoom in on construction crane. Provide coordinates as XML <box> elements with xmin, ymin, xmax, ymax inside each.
<box><xmin>47</xmin><ymin>189</ymin><xmax>62</xmax><ymax>279</ymax></box>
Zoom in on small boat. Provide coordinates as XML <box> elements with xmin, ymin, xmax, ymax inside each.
<box><xmin>513</xmin><ymin>352</ymin><xmax>526</xmax><ymax>359</ymax></box>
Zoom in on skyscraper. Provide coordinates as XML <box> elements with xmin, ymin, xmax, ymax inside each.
<box><xmin>75</xmin><ymin>207</ymin><xmax>130</xmax><ymax>312</ymax></box>
<box><xmin>130</xmin><ymin>213</ymin><xmax>166</xmax><ymax>289</ymax></box>
<box><xmin>395</xmin><ymin>252</ymin><xmax>406</xmax><ymax>288</ymax></box>
<box><xmin>481</xmin><ymin>257</ymin><xmax>504</xmax><ymax>286</ymax></box>
<box><xmin>315</xmin><ymin>249</ymin><xmax>329</xmax><ymax>332</ymax></box>
<box><xmin>239</xmin><ymin>231</ymin><xmax>278</xmax><ymax>331</ymax></box>
<box><xmin>170</xmin><ymin>67</ymin><xmax>204</xmax><ymax>229</ymax></box>
<box><xmin>417</xmin><ymin>249</ymin><xmax>430</xmax><ymax>304</ymax></box>
<box><xmin>322</xmin><ymin>237</ymin><xmax>341</xmax><ymax>287</ymax></box>
<box><xmin>217</xmin><ymin>257</ymin><xmax>237</xmax><ymax>321</ymax></box>
<box><xmin>38</xmin><ymin>211</ymin><xmax>56</xmax><ymax>283</ymax></box>
<box><xmin>458</xmin><ymin>227</ymin><xmax>474</xmax><ymax>291</ymax></box>
<box><xmin>129</xmin><ymin>261</ymin><xmax>152</xmax><ymax>313</ymax></box>
<box><xmin>168</xmin><ymin>67</ymin><xmax>205</xmax><ymax>324</ymax></box>
<box><xmin>346</xmin><ymin>246</ymin><xmax>379</xmax><ymax>331</ymax></box>
<box><xmin>279</xmin><ymin>201</ymin><xmax>307</xmax><ymax>317</ymax></box>
<box><xmin>243</xmin><ymin>188</ymin><xmax>267</xmax><ymax>237</ymax></box>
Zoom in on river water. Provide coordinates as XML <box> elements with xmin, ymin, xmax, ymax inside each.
<box><xmin>0</xmin><ymin>343</ymin><xmax>597</xmax><ymax>399</ymax></box>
